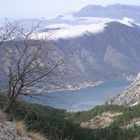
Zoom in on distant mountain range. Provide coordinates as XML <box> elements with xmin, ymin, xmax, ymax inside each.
<box><xmin>73</xmin><ymin>4</ymin><xmax>140</xmax><ymax>22</ymax></box>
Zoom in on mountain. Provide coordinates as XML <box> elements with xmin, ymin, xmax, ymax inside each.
<box><xmin>46</xmin><ymin>21</ymin><xmax>140</xmax><ymax>89</ymax></box>
<box><xmin>107</xmin><ymin>72</ymin><xmax>140</xmax><ymax>106</ymax></box>
<box><xmin>1</xmin><ymin>20</ymin><xmax>140</xmax><ymax>90</ymax></box>
<box><xmin>73</xmin><ymin>4</ymin><xmax>140</xmax><ymax>23</ymax></box>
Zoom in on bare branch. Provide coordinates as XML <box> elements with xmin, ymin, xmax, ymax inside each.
<box><xmin>0</xmin><ymin>21</ymin><xmax>64</xmax><ymax>112</ymax></box>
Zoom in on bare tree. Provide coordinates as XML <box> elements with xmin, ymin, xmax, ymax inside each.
<box><xmin>0</xmin><ymin>19</ymin><xmax>17</xmax><ymax>45</ymax></box>
<box><xmin>0</xmin><ymin>23</ymin><xmax>63</xmax><ymax>112</ymax></box>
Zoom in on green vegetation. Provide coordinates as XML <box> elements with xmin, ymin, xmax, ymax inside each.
<box><xmin>68</xmin><ymin>105</ymin><xmax>126</xmax><ymax>124</ymax></box>
<box><xmin>0</xmin><ymin>93</ymin><xmax>140</xmax><ymax>140</ymax></box>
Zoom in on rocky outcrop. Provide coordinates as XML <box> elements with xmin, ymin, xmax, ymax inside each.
<box><xmin>0</xmin><ymin>111</ymin><xmax>47</xmax><ymax>140</ymax></box>
<box><xmin>107</xmin><ymin>73</ymin><xmax>140</xmax><ymax>106</ymax></box>
<box><xmin>122</xmin><ymin>117</ymin><xmax>140</xmax><ymax>129</ymax></box>
<box><xmin>0</xmin><ymin>121</ymin><xmax>32</xmax><ymax>140</ymax></box>
<box><xmin>80</xmin><ymin>112</ymin><xmax>122</xmax><ymax>129</ymax></box>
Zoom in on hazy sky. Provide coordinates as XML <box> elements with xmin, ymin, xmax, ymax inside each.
<box><xmin>0</xmin><ymin>0</ymin><xmax>140</xmax><ymax>18</ymax></box>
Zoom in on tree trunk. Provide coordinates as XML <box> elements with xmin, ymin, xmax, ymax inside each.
<box><xmin>3</xmin><ymin>100</ymin><xmax>13</xmax><ymax>113</ymax></box>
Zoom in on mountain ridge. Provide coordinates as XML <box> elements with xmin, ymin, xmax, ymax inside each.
<box><xmin>48</xmin><ymin>21</ymin><xmax>140</xmax><ymax>89</ymax></box>
<box><xmin>1</xmin><ymin>21</ymin><xmax>140</xmax><ymax>91</ymax></box>
<box><xmin>73</xmin><ymin>4</ymin><xmax>140</xmax><ymax>22</ymax></box>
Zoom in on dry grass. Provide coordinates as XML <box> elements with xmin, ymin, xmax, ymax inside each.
<box><xmin>28</xmin><ymin>132</ymin><xmax>47</xmax><ymax>140</ymax></box>
<box><xmin>15</xmin><ymin>121</ymin><xmax>26</xmax><ymax>136</ymax></box>
<box><xmin>15</xmin><ymin>121</ymin><xmax>48</xmax><ymax>140</ymax></box>
<box><xmin>0</xmin><ymin>111</ymin><xmax>48</xmax><ymax>140</ymax></box>
<box><xmin>0</xmin><ymin>111</ymin><xmax>7</xmax><ymax>122</ymax></box>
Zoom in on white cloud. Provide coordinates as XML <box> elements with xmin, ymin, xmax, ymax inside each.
<box><xmin>47</xmin><ymin>24</ymin><xmax>69</xmax><ymax>29</ymax></box>
<box><xmin>34</xmin><ymin>17</ymin><xmax>137</xmax><ymax>40</ymax></box>
<box><xmin>39</xmin><ymin>22</ymin><xmax>107</xmax><ymax>40</ymax></box>
<box><xmin>120</xmin><ymin>17</ymin><xmax>135</xmax><ymax>27</ymax></box>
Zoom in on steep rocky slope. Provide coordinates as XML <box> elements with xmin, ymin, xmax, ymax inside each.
<box><xmin>107</xmin><ymin>72</ymin><xmax>140</xmax><ymax>106</ymax></box>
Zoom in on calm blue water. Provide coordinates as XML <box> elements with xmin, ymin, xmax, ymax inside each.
<box><xmin>24</xmin><ymin>80</ymin><xmax>131</xmax><ymax>111</ymax></box>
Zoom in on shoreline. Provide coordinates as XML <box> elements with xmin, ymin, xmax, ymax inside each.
<box><xmin>47</xmin><ymin>81</ymin><xmax>104</xmax><ymax>93</ymax></box>
<box><xmin>33</xmin><ymin>78</ymin><xmax>134</xmax><ymax>95</ymax></box>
